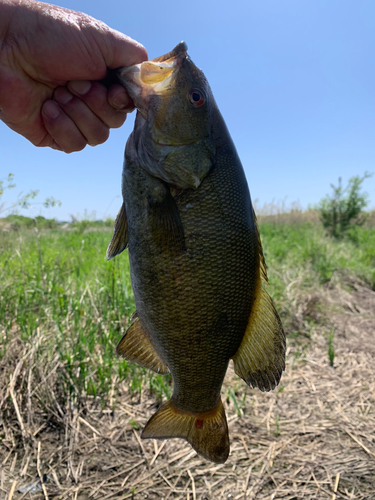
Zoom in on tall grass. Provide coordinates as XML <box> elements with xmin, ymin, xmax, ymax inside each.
<box><xmin>260</xmin><ymin>220</ymin><xmax>375</xmax><ymax>289</ymax></box>
<box><xmin>0</xmin><ymin>226</ymin><xmax>158</xmax><ymax>403</ymax></box>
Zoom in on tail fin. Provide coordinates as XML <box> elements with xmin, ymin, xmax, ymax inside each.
<box><xmin>141</xmin><ymin>398</ymin><xmax>229</xmax><ymax>464</ymax></box>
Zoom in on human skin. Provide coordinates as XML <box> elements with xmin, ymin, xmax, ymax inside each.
<box><xmin>0</xmin><ymin>0</ymin><xmax>147</xmax><ymax>152</ymax></box>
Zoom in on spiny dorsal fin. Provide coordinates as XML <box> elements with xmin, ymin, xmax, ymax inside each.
<box><xmin>142</xmin><ymin>397</ymin><xmax>229</xmax><ymax>464</ymax></box>
<box><xmin>116</xmin><ymin>313</ymin><xmax>169</xmax><ymax>375</ymax></box>
<box><xmin>107</xmin><ymin>203</ymin><xmax>128</xmax><ymax>261</ymax></box>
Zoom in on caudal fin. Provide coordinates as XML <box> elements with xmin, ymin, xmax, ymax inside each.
<box><xmin>141</xmin><ymin>398</ymin><xmax>229</xmax><ymax>464</ymax></box>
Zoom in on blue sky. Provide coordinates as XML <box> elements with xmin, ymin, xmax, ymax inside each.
<box><xmin>1</xmin><ymin>0</ymin><xmax>374</xmax><ymax>220</ymax></box>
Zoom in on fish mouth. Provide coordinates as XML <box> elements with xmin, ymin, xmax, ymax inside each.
<box><xmin>117</xmin><ymin>42</ymin><xmax>188</xmax><ymax>113</ymax></box>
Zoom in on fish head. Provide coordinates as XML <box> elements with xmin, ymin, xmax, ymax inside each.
<box><xmin>118</xmin><ymin>42</ymin><xmax>216</xmax><ymax>189</ymax></box>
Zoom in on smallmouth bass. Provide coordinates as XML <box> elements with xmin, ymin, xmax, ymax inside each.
<box><xmin>108</xmin><ymin>42</ymin><xmax>285</xmax><ymax>464</ymax></box>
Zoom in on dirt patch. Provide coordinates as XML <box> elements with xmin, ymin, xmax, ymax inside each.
<box><xmin>1</xmin><ymin>282</ymin><xmax>375</xmax><ymax>499</ymax></box>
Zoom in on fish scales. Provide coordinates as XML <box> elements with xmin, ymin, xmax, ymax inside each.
<box><xmin>124</xmin><ymin>136</ymin><xmax>257</xmax><ymax>412</ymax></box>
<box><xmin>108</xmin><ymin>42</ymin><xmax>285</xmax><ymax>463</ymax></box>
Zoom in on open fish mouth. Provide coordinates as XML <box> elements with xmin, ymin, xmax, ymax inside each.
<box><xmin>118</xmin><ymin>42</ymin><xmax>188</xmax><ymax>101</ymax></box>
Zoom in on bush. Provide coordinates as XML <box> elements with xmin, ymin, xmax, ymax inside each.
<box><xmin>316</xmin><ymin>172</ymin><xmax>373</xmax><ymax>238</ymax></box>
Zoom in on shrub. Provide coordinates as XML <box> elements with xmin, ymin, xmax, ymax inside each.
<box><xmin>316</xmin><ymin>172</ymin><xmax>373</xmax><ymax>238</ymax></box>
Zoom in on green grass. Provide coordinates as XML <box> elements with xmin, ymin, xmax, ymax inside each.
<box><xmin>259</xmin><ymin>220</ymin><xmax>375</xmax><ymax>330</ymax></box>
<box><xmin>1</xmin><ymin>218</ymin><xmax>374</xmax><ymax>407</ymax></box>
<box><xmin>0</xmin><ymin>225</ymin><xmax>171</xmax><ymax>403</ymax></box>
<box><xmin>260</xmin><ymin>220</ymin><xmax>375</xmax><ymax>288</ymax></box>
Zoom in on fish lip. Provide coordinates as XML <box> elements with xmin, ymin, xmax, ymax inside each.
<box><xmin>151</xmin><ymin>41</ymin><xmax>188</xmax><ymax>63</ymax></box>
<box><xmin>117</xmin><ymin>41</ymin><xmax>188</xmax><ymax>99</ymax></box>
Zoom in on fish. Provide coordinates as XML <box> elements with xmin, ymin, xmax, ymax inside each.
<box><xmin>107</xmin><ymin>42</ymin><xmax>285</xmax><ymax>464</ymax></box>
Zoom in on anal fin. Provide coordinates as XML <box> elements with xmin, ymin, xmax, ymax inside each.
<box><xmin>232</xmin><ymin>280</ymin><xmax>286</xmax><ymax>392</ymax></box>
<box><xmin>107</xmin><ymin>203</ymin><xmax>128</xmax><ymax>260</ymax></box>
<box><xmin>142</xmin><ymin>398</ymin><xmax>229</xmax><ymax>464</ymax></box>
<box><xmin>117</xmin><ymin>313</ymin><xmax>169</xmax><ymax>374</ymax></box>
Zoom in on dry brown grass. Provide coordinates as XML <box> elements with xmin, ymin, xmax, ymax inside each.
<box><xmin>1</xmin><ymin>278</ymin><xmax>375</xmax><ymax>499</ymax></box>
<box><xmin>253</xmin><ymin>200</ymin><xmax>375</xmax><ymax>228</ymax></box>
<box><xmin>253</xmin><ymin>200</ymin><xmax>320</xmax><ymax>226</ymax></box>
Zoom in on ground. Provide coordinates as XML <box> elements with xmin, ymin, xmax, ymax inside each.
<box><xmin>1</xmin><ymin>276</ymin><xmax>375</xmax><ymax>500</ymax></box>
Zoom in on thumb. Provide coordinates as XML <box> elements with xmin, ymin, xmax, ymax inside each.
<box><xmin>94</xmin><ymin>26</ymin><xmax>148</xmax><ymax>69</ymax></box>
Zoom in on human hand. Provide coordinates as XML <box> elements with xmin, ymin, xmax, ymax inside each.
<box><xmin>0</xmin><ymin>0</ymin><xmax>147</xmax><ymax>152</ymax></box>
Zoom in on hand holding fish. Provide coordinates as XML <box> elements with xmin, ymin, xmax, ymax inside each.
<box><xmin>0</xmin><ymin>0</ymin><xmax>147</xmax><ymax>152</ymax></box>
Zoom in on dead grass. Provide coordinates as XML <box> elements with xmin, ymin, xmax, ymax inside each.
<box><xmin>253</xmin><ymin>200</ymin><xmax>320</xmax><ymax>226</ymax></box>
<box><xmin>1</xmin><ymin>279</ymin><xmax>375</xmax><ymax>499</ymax></box>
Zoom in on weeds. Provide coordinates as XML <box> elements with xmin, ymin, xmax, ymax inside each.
<box><xmin>327</xmin><ymin>328</ymin><xmax>335</xmax><ymax>367</ymax></box>
<box><xmin>227</xmin><ymin>387</ymin><xmax>247</xmax><ymax>417</ymax></box>
<box><xmin>274</xmin><ymin>415</ymin><xmax>281</xmax><ymax>436</ymax></box>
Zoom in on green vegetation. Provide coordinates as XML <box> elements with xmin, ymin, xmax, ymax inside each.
<box><xmin>327</xmin><ymin>328</ymin><xmax>335</xmax><ymax>367</ymax></box>
<box><xmin>0</xmin><ymin>224</ymin><xmax>158</xmax><ymax>403</ymax></box>
<box><xmin>1</xmin><ymin>212</ymin><xmax>374</xmax><ymax>408</ymax></box>
<box><xmin>260</xmin><ymin>217</ymin><xmax>375</xmax><ymax>336</ymax></box>
<box><xmin>316</xmin><ymin>172</ymin><xmax>373</xmax><ymax>238</ymax></box>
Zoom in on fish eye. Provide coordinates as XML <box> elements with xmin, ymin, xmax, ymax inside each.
<box><xmin>188</xmin><ymin>89</ymin><xmax>205</xmax><ymax>107</ymax></box>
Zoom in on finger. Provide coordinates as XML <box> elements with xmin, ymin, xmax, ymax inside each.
<box><xmin>108</xmin><ymin>83</ymin><xmax>135</xmax><ymax>113</ymax></box>
<box><xmin>41</xmin><ymin>99</ymin><xmax>88</xmax><ymax>153</ymax></box>
<box><xmin>53</xmin><ymin>87</ymin><xmax>110</xmax><ymax>146</ymax></box>
<box><xmin>35</xmin><ymin>132</ymin><xmax>62</xmax><ymax>151</ymax></box>
<box><xmin>68</xmin><ymin>80</ymin><xmax>131</xmax><ymax>128</ymax></box>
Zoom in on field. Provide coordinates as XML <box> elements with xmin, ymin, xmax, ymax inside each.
<box><xmin>1</xmin><ymin>214</ymin><xmax>375</xmax><ymax>499</ymax></box>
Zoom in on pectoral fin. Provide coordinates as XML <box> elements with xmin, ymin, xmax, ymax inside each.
<box><xmin>232</xmin><ymin>283</ymin><xmax>285</xmax><ymax>392</ymax></box>
<box><xmin>117</xmin><ymin>313</ymin><xmax>169</xmax><ymax>374</ymax></box>
<box><xmin>148</xmin><ymin>186</ymin><xmax>185</xmax><ymax>252</ymax></box>
<box><xmin>107</xmin><ymin>203</ymin><xmax>128</xmax><ymax>260</ymax></box>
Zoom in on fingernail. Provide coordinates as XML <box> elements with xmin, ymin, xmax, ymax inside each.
<box><xmin>42</xmin><ymin>100</ymin><xmax>60</xmax><ymax>119</ymax></box>
<box><xmin>54</xmin><ymin>88</ymin><xmax>73</xmax><ymax>105</ymax></box>
<box><xmin>69</xmin><ymin>80</ymin><xmax>91</xmax><ymax>95</ymax></box>
<box><xmin>113</xmin><ymin>93</ymin><xmax>133</xmax><ymax>111</ymax></box>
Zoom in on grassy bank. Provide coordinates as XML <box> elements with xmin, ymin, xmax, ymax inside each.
<box><xmin>1</xmin><ymin>217</ymin><xmax>375</xmax><ymax>498</ymax></box>
<box><xmin>0</xmin><ymin>222</ymin><xmax>375</xmax><ymax>398</ymax></box>
<box><xmin>1</xmin><ymin>218</ymin><xmax>374</xmax><ymax>405</ymax></box>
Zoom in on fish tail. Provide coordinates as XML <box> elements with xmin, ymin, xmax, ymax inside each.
<box><xmin>141</xmin><ymin>398</ymin><xmax>229</xmax><ymax>463</ymax></box>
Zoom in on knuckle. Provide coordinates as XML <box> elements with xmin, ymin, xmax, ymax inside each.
<box><xmin>89</xmin><ymin>127</ymin><xmax>109</xmax><ymax>146</ymax></box>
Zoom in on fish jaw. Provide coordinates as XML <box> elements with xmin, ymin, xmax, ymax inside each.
<box><xmin>117</xmin><ymin>42</ymin><xmax>188</xmax><ymax>119</ymax></box>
